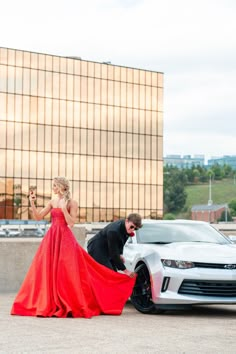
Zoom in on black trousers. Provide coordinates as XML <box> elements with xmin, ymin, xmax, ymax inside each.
<box><xmin>87</xmin><ymin>242</ymin><xmax>117</xmax><ymax>271</ymax></box>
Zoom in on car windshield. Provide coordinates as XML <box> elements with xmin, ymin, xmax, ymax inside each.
<box><xmin>136</xmin><ymin>222</ymin><xmax>230</xmax><ymax>244</ymax></box>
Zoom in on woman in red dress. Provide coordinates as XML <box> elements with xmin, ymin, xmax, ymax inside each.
<box><xmin>11</xmin><ymin>177</ymin><xmax>136</xmax><ymax>318</ymax></box>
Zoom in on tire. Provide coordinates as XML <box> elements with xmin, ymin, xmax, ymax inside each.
<box><xmin>131</xmin><ymin>263</ymin><xmax>164</xmax><ymax>314</ymax></box>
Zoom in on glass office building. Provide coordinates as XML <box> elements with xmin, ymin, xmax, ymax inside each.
<box><xmin>0</xmin><ymin>47</ymin><xmax>163</xmax><ymax>222</ymax></box>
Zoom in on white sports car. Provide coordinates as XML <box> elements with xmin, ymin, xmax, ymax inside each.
<box><xmin>123</xmin><ymin>219</ymin><xmax>236</xmax><ymax>314</ymax></box>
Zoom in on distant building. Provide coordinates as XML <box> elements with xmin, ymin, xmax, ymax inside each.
<box><xmin>164</xmin><ymin>154</ymin><xmax>205</xmax><ymax>169</ymax></box>
<box><xmin>191</xmin><ymin>204</ymin><xmax>228</xmax><ymax>223</ymax></box>
<box><xmin>208</xmin><ymin>155</ymin><xmax>236</xmax><ymax>170</ymax></box>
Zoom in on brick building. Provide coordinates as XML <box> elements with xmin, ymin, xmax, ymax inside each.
<box><xmin>191</xmin><ymin>204</ymin><xmax>228</xmax><ymax>223</ymax></box>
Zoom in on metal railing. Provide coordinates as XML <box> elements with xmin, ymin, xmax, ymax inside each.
<box><xmin>0</xmin><ymin>220</ymin><xmax>49</xmax><ymax>237</ymax></box>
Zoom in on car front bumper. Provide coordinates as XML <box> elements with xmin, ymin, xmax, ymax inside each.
<box><xmin>152</xmin><ymin>267</ymin><xmax>236</xmax><ymax>305</ymax></box>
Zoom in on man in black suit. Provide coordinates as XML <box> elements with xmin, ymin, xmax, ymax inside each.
<box><xmin>87</xmin><ymin>213</ymin><xmax>142</xmax><ymax>277</ymax></box>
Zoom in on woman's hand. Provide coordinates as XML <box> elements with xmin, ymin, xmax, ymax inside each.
<box><xmin>29</xmin><ymin>190</ymin><xmax>36</xmax><ymax>203</ymax></box>
<box><xmin>59</xmin><ymin>198</ymin><xmax>68</xmax><ymax>210</ymax></box>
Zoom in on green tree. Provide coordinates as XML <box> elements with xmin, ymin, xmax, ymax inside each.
<box><xmin>229</xmin><ymin>199</ymin><xmax>236</xmax><ymax>217</ymax></box>
<box><xmin>198</xmin><ymin>167</ymin><xmax>208</xmax><ymax>183</ymax></box>
<box><xmin>223</xmin><ymin>164</ymin><xmax>232</xmax><ymax>177</ymax></box>
<box><xmin>163</xmin><ymin>213</ymin><xmax>175</xmax><ymax>220</ymax></box>
<box><xmin>193</xmin><ymin>169</ymin><xmax>200</xmax><ymax>183</ymax></box>
<box><xmin>218</xmin><ymin>210</ymin><xmax>233</xmax><ymax>222</ymax></box>
<box><xmin>211</xmin><ymin>164</ymin><xmax>224</xmax><ymax>180</ymax></box>
<box><xmin>164</xmin><ymin>168</ymin><xmax>187</xmax><ymax>213</ymax></box>
<box><xmin>185</xmin><ymin>168</ymin><xmax>194</xmax><ymax>183</ymax></box>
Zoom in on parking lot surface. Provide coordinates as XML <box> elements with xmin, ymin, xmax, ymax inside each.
<box><xmin>1</xmin><ymin>293</ymin><xmax>236</xmax><ymax>354</ymax></box>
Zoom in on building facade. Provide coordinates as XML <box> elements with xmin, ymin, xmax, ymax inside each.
<box><xmin>164</xmin><ymin>154</ymin><xmax>205</xmax><ymax>168</ymax></box>
<box><xmin>0</xmin><ymin>47</ymin><xmax>163</xmax><ymax>222</ymax></box>
<box><xmin>208</xmin><ymin>155</ymin><xmax>236</xmax><ymax>170</ymax></box>
<box><xmin>191</xmin><ymin>204</ymin><xmax>228</xmax><ymax>223</ymax></box>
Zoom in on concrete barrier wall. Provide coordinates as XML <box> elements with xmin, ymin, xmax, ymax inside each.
<box><xmin>212</xmin><ymin>223</ymin><xmax>236</xmax><ymax>236</ymax></box>
<box><xmin>2</xmin><ymin>222</ymin><xmax>235</xmax><ymax>293</ymax></box>
<box><xmin>0</xmin><ymin>226</ymin><xmax>86</xmax><ymax>293</ymax></box>
<box><xmin>0</xmin><ymin>238</ymin><xmax>41</xmax><ymax>293</ymax></box>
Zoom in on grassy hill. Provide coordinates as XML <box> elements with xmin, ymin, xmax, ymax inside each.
<box><xmin>175</xmin><ymin>178</ymin><xmax>236</xmax><ymax>219</ymax></box>
<box><xmin>185</xmin><ymin>178</ymin><xmax>236</xmax><ymax>209</ymax></box>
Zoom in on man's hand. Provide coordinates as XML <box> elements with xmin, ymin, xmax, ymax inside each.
<box><xmin>123</xmin><ymin>269</ymin><xmax>136</xmax><ymax>278</ymax></box>
<box><xmin>120</xmin><ymin>255</ymin><xmax>125</xmax><ymax>263</ymax></box>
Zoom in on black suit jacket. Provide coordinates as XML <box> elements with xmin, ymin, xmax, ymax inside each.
<box><xmin>87</xmin><ymin>219</ymin><xmax>129</xmax><ymax>271</ymax></box>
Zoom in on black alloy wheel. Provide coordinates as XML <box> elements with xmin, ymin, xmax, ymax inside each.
<box><xmin>131</xmin><ymin>263</ymin><xmax>163</xmax><ymax>314</ymax></box>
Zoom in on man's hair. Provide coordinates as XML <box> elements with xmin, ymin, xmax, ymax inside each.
<box><xmin>127</xmin><ymin>213</ymin><xmax>142</xmax><ymax>228</ymax></box>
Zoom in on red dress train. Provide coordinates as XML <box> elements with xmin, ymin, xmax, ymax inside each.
<box><xmin>11</xmin><ymin>209</ymin><xmax>135</xmax><ymax>318</ymax></box>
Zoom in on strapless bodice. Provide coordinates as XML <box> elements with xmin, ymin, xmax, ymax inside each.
<box><xmin>51</xmin><ymin>208</ymin><xmax>67</xmax><ymax>226</ymax></box>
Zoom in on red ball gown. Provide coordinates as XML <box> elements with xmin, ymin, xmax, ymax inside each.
<box><xmin>11</xmin><ymin>209</ymin><xmax>135</xmax><ymax>318</ymax></box>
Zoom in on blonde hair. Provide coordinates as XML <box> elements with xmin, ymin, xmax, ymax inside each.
<box><xmin>53</xmin><ymin>177</ymin><xmax>71</xmax><ymax>203</ymax></box>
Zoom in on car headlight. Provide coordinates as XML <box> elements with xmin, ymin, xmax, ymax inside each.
<box><xmin>161</xmin><ymin>259</ymin><xmax>195</xmax><ymax>269</ymax></box>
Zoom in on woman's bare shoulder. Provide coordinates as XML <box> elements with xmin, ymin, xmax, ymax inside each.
<box><xmin>48</xmin><ymin>199</ymin><xmax>56</xmax><ymax>208</ymax></box>
<box><xmin>69</xmin><ymin>199</ymin><xmax>78</xmax><ymax>208</ymax></box>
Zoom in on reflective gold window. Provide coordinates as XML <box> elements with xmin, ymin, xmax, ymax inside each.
<box><xmin>0</xmin><ymin>47</ymin><xmax>163</xmax><ymax>221</ymax></box>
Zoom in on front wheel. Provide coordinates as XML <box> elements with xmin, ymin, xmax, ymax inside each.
<box><xmin>130</xmin><ymin>263</ymin><xmax>164</xmax><ymax>314</ymax></box>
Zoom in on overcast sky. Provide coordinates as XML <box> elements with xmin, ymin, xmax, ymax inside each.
<box><xmin>1</xmin><ymin>0</ymin><xmax>236</xmax><ymax>162</ymax></box>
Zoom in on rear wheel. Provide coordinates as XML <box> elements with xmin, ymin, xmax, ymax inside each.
<box><xmin>131</xmin><ymin>263</ymin><xmax>164</xmax><ymax>314</ymax></box>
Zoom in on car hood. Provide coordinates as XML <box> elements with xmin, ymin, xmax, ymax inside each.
<box><xmin>150</xmin><ymin>242</ymin><xmax>236</xmax><ymax>263</ymax></box>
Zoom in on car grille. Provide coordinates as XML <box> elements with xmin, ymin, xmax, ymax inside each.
<box><xmin>194</xmin><ymin>262</ymin><xmax>236</xmax><ymax>269</ymax></box>
<box><xmin>178</xmin><ymin>280</ymin><xmax>236</xmax><ymax>297</ymax></box>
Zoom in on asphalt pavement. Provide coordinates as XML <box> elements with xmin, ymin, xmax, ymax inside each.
<box><xmin>1</xmin><ymin>293</ymin><xmax>236</xmax><ymax>354</ymax></box>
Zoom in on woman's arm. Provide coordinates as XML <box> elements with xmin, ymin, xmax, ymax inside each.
<box><xmin>61</xmin><ymin>199</ymin><xmax>78</xmax><ymax>227</ymax></box>
<box><xmin>29</xmin><ymin>192</ymin><xmax>52</xmax><ymax>220</ymax></box>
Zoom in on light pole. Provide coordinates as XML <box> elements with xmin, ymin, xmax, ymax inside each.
<box><xmin>208</xmin><ymin>174</ymin><xmax>213</xmax><ymax>206</ymax></box>
<box><xmin>225</xmin><ymin>205</ymin><xmax>228</xmax><ymax>222</ymax></box>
